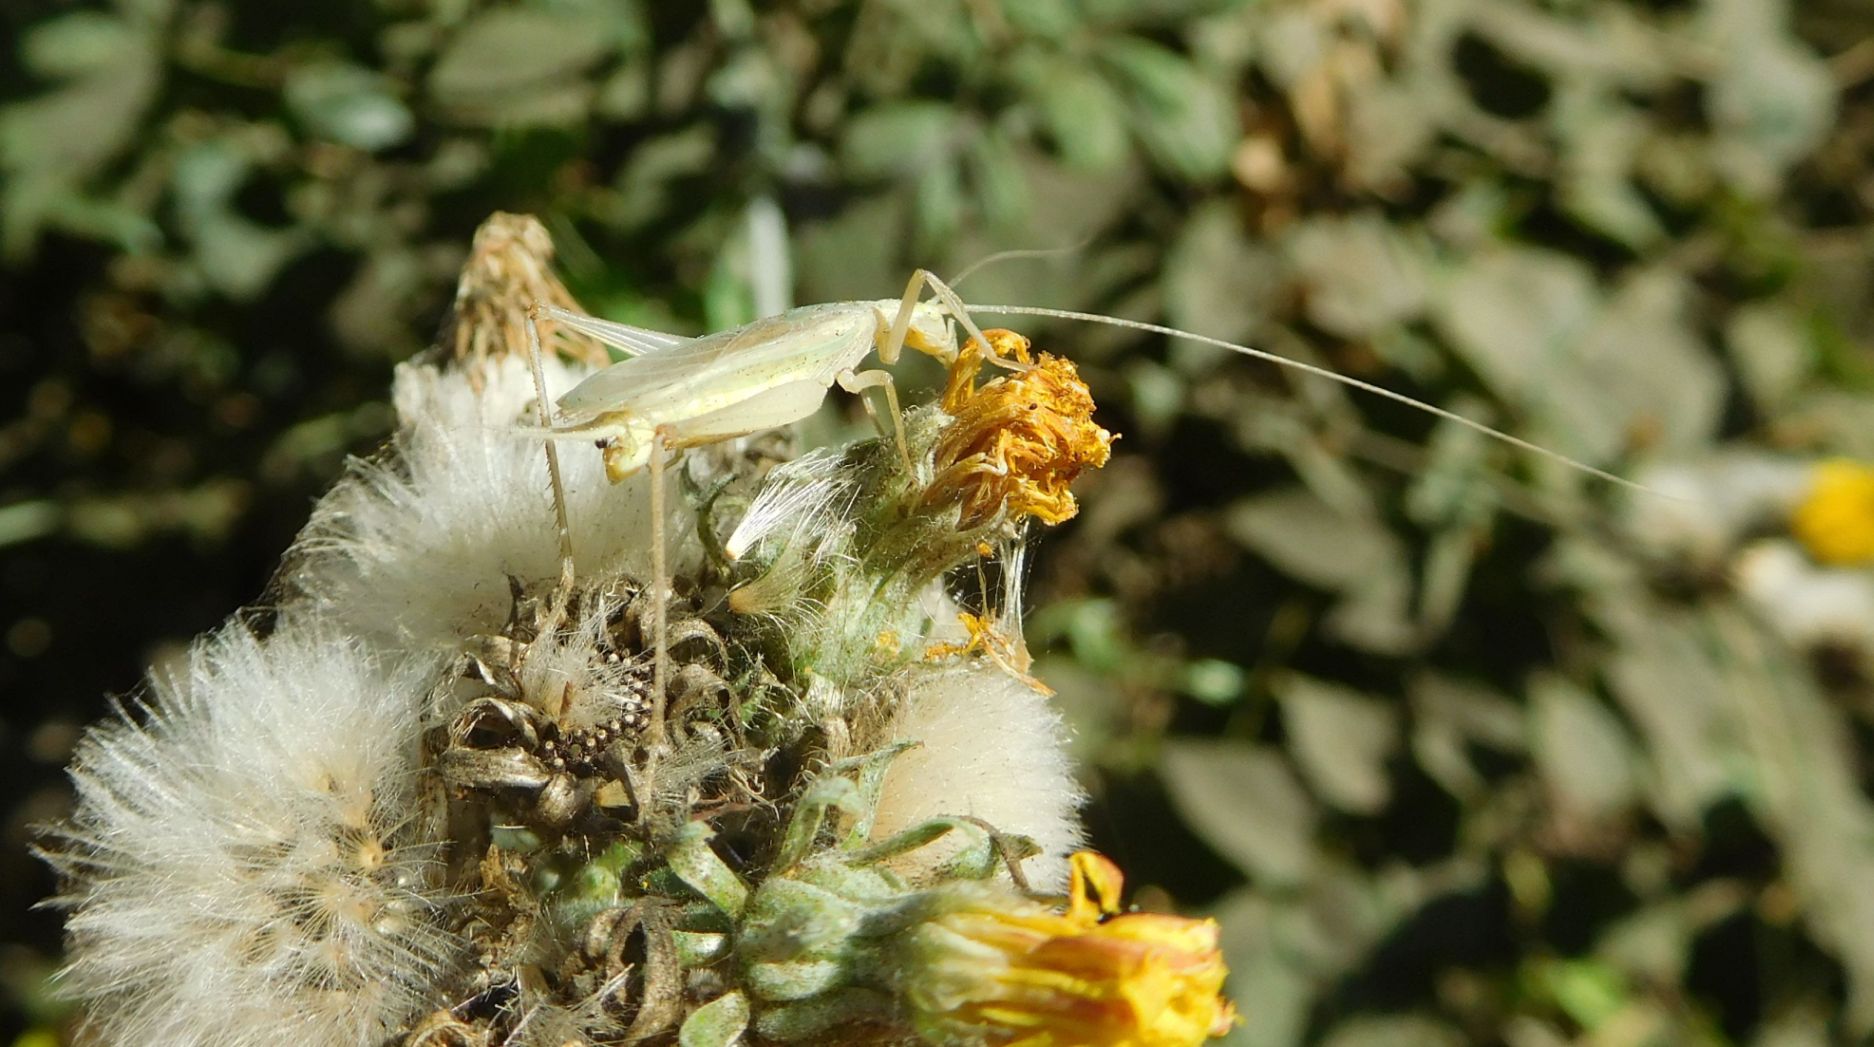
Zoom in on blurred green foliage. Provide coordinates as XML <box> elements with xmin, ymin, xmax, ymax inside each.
<box><xmin>6</xmin><ymin>0</ymin><xmax>1874</xmax><ymax>1043</ymax></box>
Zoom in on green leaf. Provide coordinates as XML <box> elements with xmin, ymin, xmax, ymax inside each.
<box><xmin>1409</xmin><ymin>673</ymin><xmax>1524</xmax><ymax>801</ymax></box>
<box><xmin>1727</xmin><ymin>301</ymin><xmax>1814</xmax><ymax>412</ymax></box>
<box><xmin>171</xmin><ymin>142</ymin><xmax>307</xmax><ymax>300</ymax></box>
<box><xmin>20</xmin><ymin>11</ymin><xmax>141</xmax><ymax>78</ymax></box>
<box><xmin>285</xmin><ymin>63</ymin><xmax>413</xmax><ymax>151</ymax></box>
<box><xmin>1279</xmin><ymin>676</ymin><xmax>1399</xmax><ymax>814</ymax></box>
<box><xmin>1225</xmin><ymin>486</ymin><xmax>1405</xmax><ymax>592</ymax></box>
<box><xmin>427</xmin><ymin>7</ymin><xmax>621</xmax><ymax>124</ymax></box>
<box><xmin>1000</xmin><ymin>0</ymin><xmax>1079</xmax><ymax>38</ymax></box>
<box><xmin>1701</xmin><ymin>0</ymin><xmax>1835</xmax><ymax>195</ymax></box>
<box><xmin>0</xmin><ymin>13</ymin><xmax>159</xmax><ymax>178</ymax></box>
<box><xmin>679</xmin><ymin>991</ymin><xmax>750</xmax><ymax>1047</ymax></box>
<box><xmin>1097</xmin><ymin>37</ymin><xmax>1237</xmax><ymax>181</ymax></box>
<box><xmin>839</xmin><ymin>103</ymin><xmax>955</xmax><ymax>180</ymax></box>
<box><xmin>1164</xmin><ymin>199</ymin><xmax>1276</xmax><ymax>349</ymax></box>
<box><xmin>1529</xmin><ymin>674</ymin><xmax>1638</xmax><ymax>822</ymax></box>
<box><xmin>1161</xmin><ymin>739</ymin><xmax>1317</xmax><ymax>885</ymax></box>
<box><xmin>1287</xmin><ymin>213</ymin><xmax>1431</xmax><ymax>338</ymax></box>
<box><xmin>1433</xmin><ymin>245</ymin><xmax>1598</xmax><ymax>406</ymax></box>
<box><xmin>966</xmin><ymin>128</ymin><xmax>1030</xmax><ymax>228</ymax></box>
<box><xmin>1025</xmin><ymin>58</ymin><xmax>1132</xmax><ymax>170</ymax></box>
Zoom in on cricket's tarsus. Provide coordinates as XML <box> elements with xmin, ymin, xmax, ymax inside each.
<box><xmin>966</xmin><ymin>303</ymin><xmax>1656</xmax><ymax>496</ymax></box>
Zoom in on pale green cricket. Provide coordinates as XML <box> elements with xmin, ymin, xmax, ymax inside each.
<box><xmin>532</xmin><ymin>267</ymin><xmax>1636</xmax><ymax>492</ymax></box>
<box><xmin>532</xmin><ymin>270</ymin><xmax>995</xmax><ymax>482</ymax></box>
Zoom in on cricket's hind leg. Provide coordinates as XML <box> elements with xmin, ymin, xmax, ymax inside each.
<box><xmin>525</xmin><ymin>304</ymin><xmax>577</xmax><ymax>601</ymax></box>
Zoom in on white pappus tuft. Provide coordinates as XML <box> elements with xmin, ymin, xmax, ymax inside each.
<box><xmin>869</xmin><ymin>662</ymin><xmax>1087</xmax><ymax>892</ymax></box>
<box><xmin>286</xmin><ymin>354</ymin><xmax>694</xmax><ymax>652</ymax></box>
<box><xmin>42</xmin><ymin>622</ymin><xmax>462</xmax><ymax>1047</ymax></box>
<box><xmin>723</xmin><ymin>447</ymin><xmax>860</xmax><ymax>562</ymax></box>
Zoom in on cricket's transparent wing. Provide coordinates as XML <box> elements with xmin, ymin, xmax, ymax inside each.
<box><xmin>537</xmin><ymin>305</ymin><xmax>691</xmax><ymax>357</ymax></box>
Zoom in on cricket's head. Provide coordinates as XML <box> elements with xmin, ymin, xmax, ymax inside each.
<box><xmin>894</xmin><ymin>299</ymin><xmax>960</xmax><ymax>362</ymax></box>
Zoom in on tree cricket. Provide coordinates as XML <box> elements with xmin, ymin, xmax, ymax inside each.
<box><xmin>520</xmin><ymin>267</ymin><xmax>1646</xmax><ymax>751</ymax></box>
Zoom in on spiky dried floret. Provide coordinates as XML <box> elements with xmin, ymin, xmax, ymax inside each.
<box><xmin>43</xmin><ymin>623</ymin><xmax>462</xmax><ymax>1047</ymax></box>
<box><xmin>446</xmin><ymin>212</ymin><xmax>610</xmax><ymax>378</ymax></box>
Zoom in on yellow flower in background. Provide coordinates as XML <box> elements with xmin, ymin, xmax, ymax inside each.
<box><xmin>905</xmin><ymin>852</ymin><xmax>1236</xmax><ymax>1047</ymax></box>
<box><xmin>1792</xmin><ymin>460</ymin><xmax>1874</xmax><ymax>565</ymax></box>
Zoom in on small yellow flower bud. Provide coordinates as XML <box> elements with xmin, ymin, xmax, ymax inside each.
<box><xmin>903</xmin><ymin>853</ymin><xmax>1235</xmax><ymax>1047</ymax></box>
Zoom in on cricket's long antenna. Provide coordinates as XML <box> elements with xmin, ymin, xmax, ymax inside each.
<box><xmin>948</xmin><ymin>237</ymin><xmax>1095</xmax><ymax>288</ymax></box>
<box><xmin>525</xmin><ymin>305</ymin><xmax>578</xmax><ymax>596</ymax></box>
<box><xmin>968</xmin><ymin>304</ymin><xmax>1653</xmax><ymax>495</ymax></box>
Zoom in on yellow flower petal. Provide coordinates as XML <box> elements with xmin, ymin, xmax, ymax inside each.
<box><xmin>1792</xmin><ymin>459</ymin><xmax>1874</xmax><ymax>565</ymax></box>
<box><xmin>905</xmin><ymin>851</ymin><xmax>1235</xmax><ymax>1047</ymax></box>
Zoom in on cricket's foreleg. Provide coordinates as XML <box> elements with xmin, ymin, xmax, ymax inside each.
<box><xmin>837</xmin><ymin>367</ymin><xmax>911</xmax><ymax>470</ymax></box>
<box><xmin>525</xmin><ymin>305</ymin><xmax>577</xmax><ymax>598</ymax></box>
<box><xmin>878</xmin><ymin>269</ymin><xmax>931</xmax><ymax>367</ymax></box>
<box><xmin>920</xmin><ymin>271</ymin><xmax>1022</xmax><ymax>371</ymax></box>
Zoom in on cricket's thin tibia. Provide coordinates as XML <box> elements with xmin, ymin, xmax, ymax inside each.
<box><xmin>525</xmin><ymin>305</ymin><xmax>577</xmax><ymax>597</ymax></box>
<box><xmin>838</xmin><ymin>368</ymin><xmax>911</xmax><ymax>469</ymax></box>
<box><xmin>647</xmin><ymin>427</ymin><xmax>670</xmax><ymax>748</ymax></box>
<box><xmin>968</xmin><ymin>304</ymin><xmax>1657</xmax><ymax>496</ymax></box>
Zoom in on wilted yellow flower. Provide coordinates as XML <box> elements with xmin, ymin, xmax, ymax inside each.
<box><xmin>1792</xmin><ymin>459</ymin><xmax>1874</xmax><ymax>565</ymax></box>
<box><xmin>904</xmin><ymin>852</ymin><xmax>1235</xmax><ymax>1047</ymax></box>
<box><xmin>929</xmin><ymin>330</ymin><xmax>1114</xmax><ymax>529</ymax></box>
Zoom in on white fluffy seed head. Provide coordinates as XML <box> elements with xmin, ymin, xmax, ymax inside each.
<box><xmin>42</xmin><ymin>623</ymin><xmax>462</xmax><ymax>1047</ymax></box>
<box><xmin>869</xmin><ymin>662</ymin><xmax>1087</xmax><ymax>891</ymax></box>
<box><xmin>286</xmin><ymin>354</ymin><xmax>692</xmax><ymax>652</ymax></box>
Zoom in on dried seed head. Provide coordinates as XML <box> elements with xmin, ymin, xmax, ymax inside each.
<box><xmin>448</xmin><ymin>212</ymin><xmax>608</xmax><ymax>376</ymax></box>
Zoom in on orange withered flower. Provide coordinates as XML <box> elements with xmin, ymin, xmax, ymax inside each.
<box><xmin>927</xmin><ymin>330</ymin><xmax>1114</xmax><ymax>529</ymax></box>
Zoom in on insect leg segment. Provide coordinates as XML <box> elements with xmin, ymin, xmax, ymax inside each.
<box><xmin>835</xmin><ymin>367</ymin><xmax>912</xmax><ymax>469</ymax></box>
<box><xmin>917</xmin><ymin>269</ymin><xmax>1000</xmax><ymax>365</ymax></box>
<box><xmin>523</xmin><ymin>304</ymin><xmax>577</xmax><ymax>595</ymax></box>
<box><xmin>647</xmin><ymin>424</ymin><xmax>671</xmax><ymax>751</ymax></box>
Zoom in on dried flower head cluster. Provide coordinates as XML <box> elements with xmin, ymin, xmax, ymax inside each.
<box><xmin>41</xmin><ymin>213</ymin><xmax>1232</xmax><ymax>1046</ymax></box>
<box><xmin>931</xmin><ymin>329</ymin><xmax>1114</xmax><ymax>529</ymax></box>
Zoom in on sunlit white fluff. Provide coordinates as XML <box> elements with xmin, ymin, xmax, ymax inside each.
<box><xmin>724</xmin><ymin>448</ymin><xmax>859</xmax><ymax>561</ymax></box>
<box><xmin>43</xmin><ymin>623</ymin><xmax>461</xmax><ymax>1047</ymax></box>
<box><xmin>287</xmin><ymin>354</ymin><xmax>692</xmax><ymax>652</ymax></box>
<box><xmin>869</xmin><ymin>662</ymin><xmax>1086</xmax><ymax>892</ymax></box>
<box><xmin>1625</xmin><ymin>453</ymin><xmax>1809</xmax><ymax>564</ymax></box>
<box><xmin>1735</xmin><ymin>540</ymin><xmax>1874</xmax><ymax>657</ymax></box>
<box><xmin>506</xmin><ymin>592</ymin><xmax>650</xmax><ymax>733</ymax></box>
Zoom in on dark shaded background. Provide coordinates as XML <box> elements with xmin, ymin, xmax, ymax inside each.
<box><xmin>7</xmin><ymin>1</ymin><xmax>1874</xmax><ymax>1043</ymax></box>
